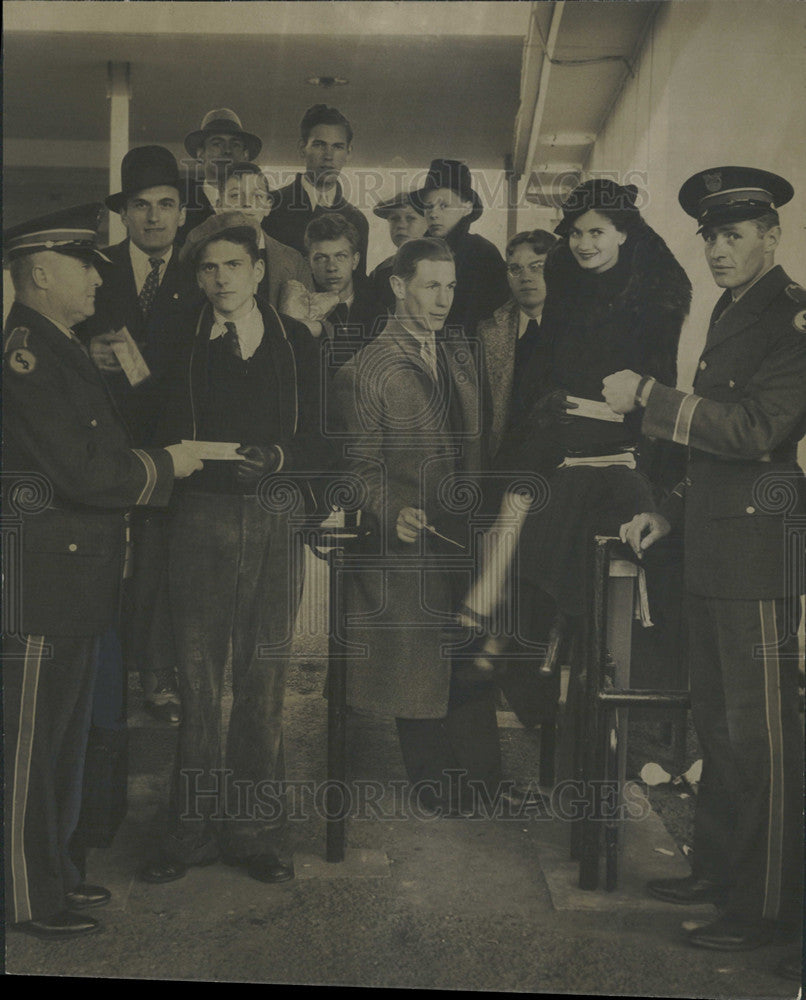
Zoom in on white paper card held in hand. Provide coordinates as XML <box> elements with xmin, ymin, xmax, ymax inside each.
<box><xmin>181</xmin><ymin>440</ymin><xmax>242</xmax><ymax>461</ymax></box>
<box><xmin>110</xmin><ymin>327</ymin><xmax>151</xmax><ymax>387</ymax></box>
<box><xmin>566</xmin><ymin>395</ymin><xmax>625</xmax><ymax>423</ymax></box>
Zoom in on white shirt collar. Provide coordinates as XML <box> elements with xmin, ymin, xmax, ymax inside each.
<box><xmin>129</xmin><ymin>241</ymin><xmax>173</xmax><ymax>295</ymax></box>
<box><xmin>518</xmin><ymin>308</ymin><xmax>542</xmax><ymax>337</ymax></box>
<box><xmin>209</xmin><ymin>299</ymin><xmax>264</xmax><ymax>360</ymax></box>
<box><xmin>301</xmin><ymin>174</ymin><xmax>338</xmax><ymax>209</ymax></box>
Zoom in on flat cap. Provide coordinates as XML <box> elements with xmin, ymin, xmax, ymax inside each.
<box><xmin>178</xmin><ymin>211</ymin><xmax>263</xmax><ymax>265</ymax></box>
<box><xmin>4</xmin><ymin>203</ymin><xmax>111</xmax><ymax>264</ymax></box>
<box><xmin>678</xmin><ymin>166</ymin><xmax>793</xmax><ymax>231</ymax></box>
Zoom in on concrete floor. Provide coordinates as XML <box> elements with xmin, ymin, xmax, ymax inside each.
<box><xmin>5</xmin><ymin>559</ymin><xmax>802</xmax><ymax>994</ymax></box>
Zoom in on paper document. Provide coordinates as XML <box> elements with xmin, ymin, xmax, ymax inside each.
<box><xmin>110</xmin><ymin>327</ymin><xmax>151</xmax><ymax>387</ymax></box>
<box><xmin>566</xmin><ymin>395</ymin><xmax>624</xmax><ymax>423</ymax></box>
<box><xmin>180</xmin><ymin>440</ymin><xmax>242</xmax><ymax>461</ymax></box>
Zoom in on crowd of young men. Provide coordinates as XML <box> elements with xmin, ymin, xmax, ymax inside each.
<box><xmin>3</xmin><ymin>103</ymin><xmax>803</xmax><ymax>982</ymax></box>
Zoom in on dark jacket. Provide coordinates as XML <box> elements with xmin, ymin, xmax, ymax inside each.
<box><xmin>77</xmin><ymin>238</ymin><xmax>203</xmax><ymax>444</ymax></box>
<box><xmin>648</xmin><ymin>266</ymin><xmax>806</xmax><ymax>599</ymax></box>
<box><xmin>156</xmin><ymin>295</ymin><xmax>331</xmax><ymax>512</ymax></box>
<box><xmin>502</xmin><ymin>221</ymin><xmax>692</xmax><ymax>475</ymax></box>
<box><xmin>443</xmin><ymin>219</ymin><xmax>510</xmax><ymax>338</ymax></box>
<box><xmin>264</xmin><ymin>174</ymin><xmax>370</xmax><ymax>278</ymax></box>
<box><xmin>257</xmin><ymin>226</ymin><xmax>313</xmax><ymax>307</ymax></box>
<box><xmin>321</xmin><ymin>279</ymin><xmax>388</xmax><ymax>369</ymax></box>
<box><xmin>175</xmin><ymin>170</ymin><xmax>217</xmax><ymax>246</ymax></box>
<box><xmin>3</xmin><ymin>302</ymin><xmax>174</xmax><ymax>635</ymax></box>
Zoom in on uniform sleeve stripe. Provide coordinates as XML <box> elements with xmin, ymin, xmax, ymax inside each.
<box><xmin>672</xmin><ymin>394</ymin><xmax>702</xmax><ymax>446</ymax></box>
<box><xmin>133</xmin><ymin>449</ymin><xmax>158</xmax><ymax>505</ymax></box>
<box><xmin>11</xmin><ymin>635</ymin><xmax>45</xmax><ymax>923</ymax></box>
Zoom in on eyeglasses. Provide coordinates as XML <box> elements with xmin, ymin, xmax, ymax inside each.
<box><xmin>506</xmin><ymin>261</ymin><xmax>545</xmax><ymax>277</ymax></box>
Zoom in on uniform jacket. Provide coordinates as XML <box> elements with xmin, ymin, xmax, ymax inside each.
<box><xmin>332</xmin><ymin>316</ymin><xmax>487</xmax><ymax>717</ymax></box>
<box><xmin>264</xmin><ymin>174</ymin><xmax>370</xmax><ymax>278</ymax></box>
<box><xmin>156</xmin><ymin>294</ymin><xmax>330</xmax><ymax>491</ymax></box>
<box><xmin>3</xmin><ymin>302</ymin><xmax>174</xmax><ymax>636</ymax></box>
<box><xmin>77</xmin><ymin>238</ymin><xmax>203</xmax><ymax>444</ymax></box>
<box><xmin>645</xmin><ymin>265</ymin><xmax>806</xmax><ymax>598</ymax></box>
<box><xmin>258</xmin><ymin>227</ymin><xmax>313</xmax><ymax>308</ymax></box>
<box><xmin>443</xmin><ymin>220</ymin><xmax>510</xmax><ymax>338</ymax></box>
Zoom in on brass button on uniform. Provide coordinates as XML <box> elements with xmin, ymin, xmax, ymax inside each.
<box><xmin>699</xmin><ymin>360</ymin><xmax>707</xmax><ymax>371</ymax></box>
<box><xmin>68</xmin><ymin>543</ymin><xmax>78</xmax><ymax>552</ymax></box>
<box><xmin>90</xmin><ymin>418</ymin><xmax>98</xmax><ymax>427</ymax></box>
<box><xmin>728</xmin><ymin>380</ymin><xmax>736</xmax><ymax>388</ymax></box>
<box><xmin>745</xmin><ymin>506</ymin><xmax>755</xmax><ymax>514</ymax></box>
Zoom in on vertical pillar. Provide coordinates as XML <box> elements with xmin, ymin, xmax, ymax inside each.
<box><xmin>106</xmin><ymin>62</ymin><xmax>131</xmax><ymax>244</ymax></box>
<box><xmin>504</xmin><ymin>153</ymin><xmax>518</xmax><ymax>243</ymax></box>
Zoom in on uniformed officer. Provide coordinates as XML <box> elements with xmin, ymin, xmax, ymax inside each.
<box><xmin>602</xmin><ymin>167</ymin><xmax>805</xmax><ymax>953</ymax></box>
<box><xmin>3</xmin><ymin>204</ymin><xmax>202</xmax><ymax>939</ymax></box>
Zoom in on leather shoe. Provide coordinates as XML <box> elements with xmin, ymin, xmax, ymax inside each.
<box><xmin>687</xmin><ymin>915</ymin><xmax>784</xmax><ymax>951</ymax></box>
<box><xmin>65</xmin><ymin>883</ymin><xmax>111</xmax><ymax>910</ymax></box>
<box><xmin>14</xmin><ymin>910</ymin><xmax>101</xmax><ymax>940</ymax></box>
<box><xmin>143</xmin><ymin>698</ymin><xmax>181</xmax><ymax>726</ymax></box>
<box><xmin>647</xmin><ymin>875</ymin><xmax>727</xmax><ymax>906</ymax></box>
<box><xmin>138</xmin><ymin>855</ymin><xmax>188</xmax><ymax>884</ymax></box>
<box><xmin>245</xmin><ymin>854</ymin><xmax>295</xmax><ymax>884</ymax></box>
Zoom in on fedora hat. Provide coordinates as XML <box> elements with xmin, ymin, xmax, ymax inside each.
<box><xmin>410</xmin><ymin>159</ymin><xmax>483</xmax><ymax>223</ymax></box>
<box><xmin>373</xmin><ymin>192</ymin><xmax>419</xmax><ymax>220</ymax></box>
<box><xmin>184</xmin><ymin>108</ymin><xmax>262</xmax><ymax>161</ymax></box>
<box><xmin>105</xmin><ymin>146</ymin><xmax>182</xmax><ymax>215</ymax></box>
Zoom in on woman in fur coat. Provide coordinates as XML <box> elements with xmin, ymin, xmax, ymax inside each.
<box><xmin>464</xmin><ymin>179</ymin><xmax>692</xmax><ymax>680</ymax></box>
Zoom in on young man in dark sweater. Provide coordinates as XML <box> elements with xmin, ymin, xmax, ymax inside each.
<box><xmin>140</xmin><ymin>212</ymin><xmax>326</xmax><ymax>886</ymax></box>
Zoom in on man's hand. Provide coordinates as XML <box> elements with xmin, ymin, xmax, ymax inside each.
<box><xmin>619</xmin><ymin>512</ymin><xmax>671</xmax><ymax>558</ymax></box>
<box><xmin>530</xmin><ymin>389</ymin><xmax>579</xmax><ymax>427</ymax></box>
<box><xmin>89</xmin><ymin>331</ymin><xmax>126</xmax><ymax>373</ymax></box>
<box><xmin>602</xmin><ymin>370</ymin><xmax>642</xmax><ymax>414</ymax></box>
<box><xmin>234</xmin><ymin>444</ymin><xmax>282</xmax><ymax>485</ymax></box>
<box><xmin>396</xmin><ymin>506</ymin><xmax>428</xmax><ymax>543</ymax></box>
<box><xmin>165</xmin><ymin>443</ymin><xmax>203</xmax><ymax>479</ymax></box>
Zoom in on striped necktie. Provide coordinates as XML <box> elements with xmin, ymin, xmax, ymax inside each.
<box><xmin>419</xmin><ymin>336</ymin><xmax>438</xmax><ymax>380</ymax></box>
<box><xmin>138</xmin><ymin>257</ymin><xmax>163</xmax><ymax>317</ymax></box>
<box><xmin>223</xmin><ymin>321</ymin><xmax>242</xmax><ymax>359</ymax></box>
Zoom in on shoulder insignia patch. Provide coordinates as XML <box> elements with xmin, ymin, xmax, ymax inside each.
<box><xmin>784</xmin><ymin>283</ymin><xmax>806</xmax><ymax>304</ymax></box>
<box><xmin>793</xmin><ymin>309</ymin><xmax>806</xmax><ymax>334</ymax></box>
<box><xmin>8</xmin><ymin>347</ymin><xmax>37</xmax><ymax>374</ymax></box>
<box><xmin>4</xmin><ymin>325</ymin><xmax>31</xmax><ymax>353</ymax></box>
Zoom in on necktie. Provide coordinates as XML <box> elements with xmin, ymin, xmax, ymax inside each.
<box><xmin>419</xmin><ymin>337</ymin><xmax>438</xmax><ymax>380</ymax></box>
<box><xmin>138</xmin><ymin>257</ymin><xmax>163</xmax><ymax>317</ymax></box>
<box><xmin>223</xmin><ymin>321</ymin><xmax>242</xmax><ymax>359</ymax></box>
<box><xmin>329</xmin><ymin>302</ymin><xmax>350</xmax><ymax>328</ymax></box>
<box><xmin>516</xmin><ymin>318</ymin><xmax>540</xmax><ymax>368</ymax></box>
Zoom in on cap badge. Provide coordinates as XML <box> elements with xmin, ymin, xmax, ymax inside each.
<box><xmin>703</xmin><ymin>171</ymin><xmax>722</xmax><ymax>193</ymax></box>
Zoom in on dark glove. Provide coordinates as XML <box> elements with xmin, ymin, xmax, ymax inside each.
<box><xmin>234</xmin><ymin>444</ymin><xmax>282</xmax><ymax>485</ymax></box>
<box><xmin>529</xmin><ymin>389</ymin><xmax>579</xmax><ymax>428</ymax></box>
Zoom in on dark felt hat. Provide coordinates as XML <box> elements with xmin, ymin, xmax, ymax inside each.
<box><xmin>554</xmin><ymin>179</ymin><xmax>640</xmax><ymax>236</ymax></box>
<box><xmin>184</xmin><ymin>108</ymin><xmax>262</xmax><ymax>161</ymax></box>
<box><xmin>106</xmin><ymin>146</ymin><xmax>182</xmax><ymax>214</ymax></box>
<box><xmin>410</xmin><ymin>159</ymin><xmax>483</xmax><ymax>222</ymax></box>
<box><xmin>178</xmin><ymin>210</ymin><xmax>262</xmax><ymax>266</ymax></box>
<box><xmin>4</xmin><ymin>203</ymin><xmax>111</xmax><ymax>264</ymax></box>
<box><xmin>678</xmin><ymin>166</ymin><xmax>793</xmax><ymax>232</ymax></box>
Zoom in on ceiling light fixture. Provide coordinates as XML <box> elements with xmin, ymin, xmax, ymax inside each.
<box><xmin>306</xmin><ymin>76</ymin><xmax>349</xmax><ymax>89</ymax></box>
